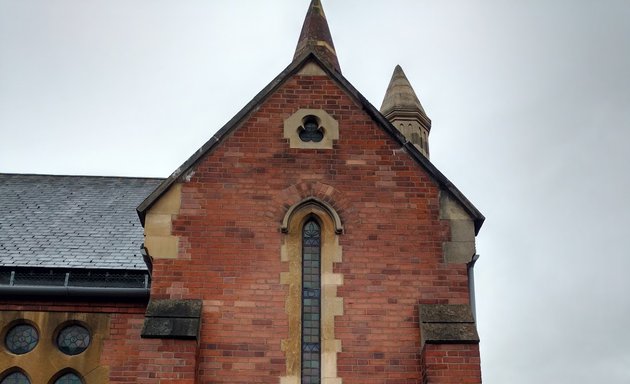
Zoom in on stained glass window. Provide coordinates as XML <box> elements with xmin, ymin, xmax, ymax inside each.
<box><xmin>53</xmin><ymin>373</ymin><xmax>82</xmax><ymax>384</ymax></box>
<box><xmin>301</xmin><ymin>219</ymin><xmax>321</xmax><ymax>384</ymax></box>
<box><xmin>0</xmin><ymin>372</ymin><xmax>30</xmax><ymax>384</ymax></box>
<box><xmin>299</xmin><ymin>117</ymin><xmax>324</xmax><ymax>143</ymax></box>
<box><xmin>5</xmin><ymin>324</ymin><xmax>38</xmax><ymax>354</ymax></box>
<box><xmin>57</xmin><ymin>325</ymin><xmax>90</xmax><ymax>355</ymax></box>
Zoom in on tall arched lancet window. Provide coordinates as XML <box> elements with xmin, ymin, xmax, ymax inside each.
<box><xmin>301</xmin><ymin>219</ymin><xmax>321</xmax><ymax>383</ymax></box>
<box><xmin>280</xmin><ymin>197</ymin><xmax>343</xmax><ymax>384</ymax></box>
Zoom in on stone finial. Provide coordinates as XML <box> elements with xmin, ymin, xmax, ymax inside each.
<box><xmin>381</xmin><ymin>65</ymin><xmax>432</xmax><ymax>158</ymax></box>
<box><xmin>294</xmin><ymin>0</ymin><xmax>341</xmax><ymax>73</ymax></box>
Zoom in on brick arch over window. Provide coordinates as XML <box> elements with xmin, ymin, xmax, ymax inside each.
<box><xmin>279</xmin><ymin>200</ymin><xmax>344</xmax><ymax>384</ymax></box>
<box><xmin>265</xmin><ymin>181</ymin><xmax>353</xmax><ymax>232</ymax></box>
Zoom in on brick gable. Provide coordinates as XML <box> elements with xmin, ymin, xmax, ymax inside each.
<box><xmin>145</xmin><ymin>69</ymin><xmax>472</xmax><ymax>382</ymax></box>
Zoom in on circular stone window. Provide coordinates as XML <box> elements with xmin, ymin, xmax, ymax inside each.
<box><xmin>56</xmin><ymin>325</ymin><xmax>91</xmax><ymax>355</ymax></box>
<box><xmin>5</xmin><ymin>324</ymin><xmax>38</xmax><ymax>354</ymax></box>
<box><xmin>53</xmin><ymin>373</ymin><xmax>83</xmax><ymax>384</ymax></box>
<box><xmin>0</xmin><ymin>372</ymin><xmax>30</xmax><ymax>384</ymax></box>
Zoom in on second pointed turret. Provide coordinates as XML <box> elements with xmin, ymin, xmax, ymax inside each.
<box><xmin>294</xmin><ymin>0</ymin><xmax>341</xmax><ymax>73</ymax></box>
<box><xmin>381</xmin><ymin>65</ymin><xmax>432</xmax><ymax>158</ymax></box>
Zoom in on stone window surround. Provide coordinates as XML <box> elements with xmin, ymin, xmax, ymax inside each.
<box><xmin>0</xmin><ymin>369</ymin><xmax>30</xmax><ymax>384</ymax></box>
<box><xmin>0</xmin><ymin>312</ymin><xmax>109</xmax><ymax>384</ymax></box>
<box><xmin>4</xmin><ymin>322</ymin><xmax>38</xmax><ymax>355</ymax></box>
<box><xmin>280</xmin><ymin>198</ymin><xmax>344</xmax><ymax>384</ymax></box>
<box><xmin>284</xmin><ymin>109</ymin><xmax>339</xmax><ymax>150</ymax></box>
<box><xmin>51</xmin><ymin>370</ymin><xmax>85</xmax><ymax>384</ymax></box>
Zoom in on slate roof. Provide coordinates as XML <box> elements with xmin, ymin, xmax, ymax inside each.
<box><xmin>0</xmin><ymin>174</ymin><xmax>163</xmax><ymax>270</ymax></box>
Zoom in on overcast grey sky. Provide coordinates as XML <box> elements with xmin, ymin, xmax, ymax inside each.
<box><xmin>1</xmin><ymin>1</ymin><xmax>629</xmax><ymax>382</ymax></box>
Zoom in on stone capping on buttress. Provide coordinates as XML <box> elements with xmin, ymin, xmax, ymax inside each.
<box><xmin>141</xmin><ymin>299</ymin><xmax>203</xmax><ymax>340</ymax></box>
<box><xmin>418</xmin><ymin>304</ymin><xmax>479</xmax><ymax>347</ymax></box>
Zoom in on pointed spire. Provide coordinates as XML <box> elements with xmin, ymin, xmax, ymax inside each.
<box><xmin>294</xmin><ymin>0</ymin><xmax>341</xmax><ymax>73</ymax></box>
<box><xmin>381</xmin><ymin>65</ymin><xmax>432</xmax><ymax>158</ymax></box>
<box><xmin>381</xmin><ymin>65</ymin><xmax>426</xmax><ymax>116</ymax></box>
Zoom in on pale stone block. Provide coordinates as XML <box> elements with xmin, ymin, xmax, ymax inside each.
<box><xmin>325</xmin><ymin>297</ymin><xmax>344</xmax><ymax>316</ymax></box>
<box><xmin>450</xmin><ymin>219</ymin><xmax>475</xmax><ymax>242</ymax></box>
<box><xmin>280</xmin><ymin>376</ymin><xmax>300</xmax><ymax>384</ymax></box>
<box><xmin>281</xmin><ymin>243</ymin><xmax>289</xmax><ymax>262</ymax></box>
<box><xmin>150</xmin><ymin>183</ymin><xmax>182</xmax><ymax>214</ymax></box>
<box><xmin>280</xmin><ymin>272</ymin><xmax>291</xmax><ymax>285</ymax></box>
<box><xmin>440</xmin><ymin>193</ymin><xmax>471</xmax><ymax>220</ymax></box>
<box><xmin>322</xmin><ymin>273</ymin><xmax>343</xmax><ymax>286</ymax></box>
<box><xmin>332</xmin><ymin>239</ymin><xmax>342</xmax><ymax>263</ymax></box>
<box><xmin>144</xmin><ymin>213</ymin><xmax>172</xmax><ymax>236</ymax></box>
<box><xmin>322</xmin><ymin>351</ymin><xmax>338</xmax><ymax>378</ymax></box>
<box><xmin>443</xmin><ymin>241</ymin><xmax>475</xmax><ymax>264</ymax></box>
<box><xmin>145</xmin><ymin>235</ymin><xmax>179</xmax><ymax>259</ymax></box>
<box><xmin>298</xmin><ymin>61</ymin><xmax>327</xmax><ymax>76</ymax></box>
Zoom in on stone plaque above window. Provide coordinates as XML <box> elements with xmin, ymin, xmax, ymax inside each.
<box><xmin>284</xmin><ymin>109</ymin><xmax>339</xmax><ymax>149</ymax></box>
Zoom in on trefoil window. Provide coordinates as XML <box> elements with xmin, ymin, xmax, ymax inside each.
<box><xmin>299</xmin><ymin>116</ymin><xmax>324</xmax><ymax>143</ymax></box>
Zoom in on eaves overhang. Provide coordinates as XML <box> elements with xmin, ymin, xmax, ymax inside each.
<box><xmin>0</xmin><ymin>267</ymin><xmax>151</xmax><ymax>301</ymax></box>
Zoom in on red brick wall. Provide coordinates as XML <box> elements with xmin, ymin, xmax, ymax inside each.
<box><xmin>0</xmin><ymin>300</ymin><xmax>198</xmax><ymax>383</ymax></box>
<box><xmin>422</xmin><ymin>344</ymin><xmax>482</xmax><ymax>383</ymax></box>
<box><xmin>146</xmin><ymin>71</ymin><xmax>475</xmax><ymax>382</ymax></box>
<box><xmin>103</xmin><ymin>312</ymin><xmax>197</xmax><ymax>383</ymax></box>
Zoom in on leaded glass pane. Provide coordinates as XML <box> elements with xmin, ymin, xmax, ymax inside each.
<box><xmin>54</xmin><ymin>373</ymin><xmax>82</xmax><ymax>384</ymax></box>
<box><xmin>299</xmin><ymin>117</ymin><xmax>324</xmax><ymax>143</ymax></box>
<box><xmin>57</xmin><ymin>325</ymin><xmax>91</xmax><ymax>355</ymax></box>
<box><xmin>0</xmin><ymin>372</ymin><xmax>30</xmax><ymax>384</ymax></box>
<box><xmin>5</xmin><ymin>324</ymin><xmax>38</xmax><ymax>354</ymax></box>
<box><xmin>301</xmin><ymin>219</ymin><xmax>321</xmax><ymax>383</ymax></box>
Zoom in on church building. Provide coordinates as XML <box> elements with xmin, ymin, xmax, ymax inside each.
<box><xmin>0</xmin><ymin>1</ymin><xmax>485</xmax><ymax>383</ymax></box>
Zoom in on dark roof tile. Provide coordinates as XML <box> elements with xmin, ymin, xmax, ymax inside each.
<box><xmin>0</xmin><ymin>174</ymin><xmax>163</xmax><ymax>270</ymax></box>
